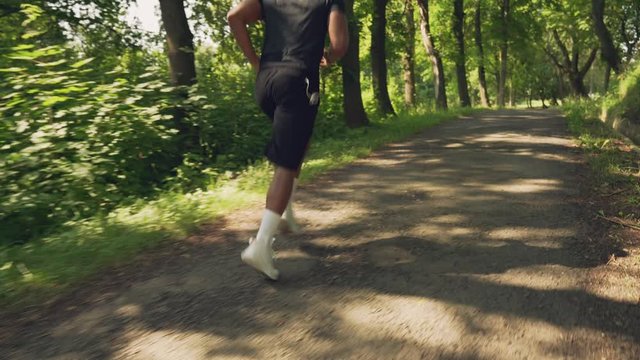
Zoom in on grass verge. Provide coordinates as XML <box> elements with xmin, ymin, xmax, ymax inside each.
<box><xmin>0</xmin><ymin>108</ymin><xmax>473</xmax><ymax>311</ymax></box>
<box><xmin>563</xmin><ymin>100</ymin><xmax>640</xmax><ymax>211</ymax></box>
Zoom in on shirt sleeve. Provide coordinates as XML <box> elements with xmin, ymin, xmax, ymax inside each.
<box><xmin>329</xmin><ymin>0</ymin><xmax>345</xmax><ymax>13</ymax></box>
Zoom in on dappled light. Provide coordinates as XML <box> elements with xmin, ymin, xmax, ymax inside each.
<box><xmin>2</xmin><ymin>0</ymin><xmax>640</xmax><ymax>357</ymax></box>
<box><xmin>4</xmin><ymin>109</ymin><xmax>639</xmax><ymax>359</ymax></box>
<box><xmin>339</xmin><ymin>295</ymin><xmax>464</xmax><ymax>347</ymax></box>
<box><xmin>484</xmin><ymin>178</ymin><xmax>564</xmax><ymax>194</ymax></box>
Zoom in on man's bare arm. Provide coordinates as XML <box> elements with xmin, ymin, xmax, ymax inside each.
<box><xmin>227</xmin><ymin>0</ymin><xmax>262</xmax><ymax>71</ymax></box>
<box><xmin>322</xmin><ymin>9</ymin><xmax>349</xmax><ymax>66</ymax></box>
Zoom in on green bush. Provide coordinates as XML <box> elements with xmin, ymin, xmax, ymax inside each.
<box><xmin>605</xmin><ymin>62</ymin><xmax>640</xmax><ymax>126</ymax></box>
<box><xmin>0</xmin><ymin>27</ymin><xmax>183</xmax><ymax>244</ymax></box>
<box><xmin>0</xmin><ymin>5</ymin><xmax>353</xmax><ymax>245</ymax></box>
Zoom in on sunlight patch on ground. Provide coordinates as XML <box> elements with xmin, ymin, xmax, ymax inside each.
<box><xmin>300</xmin><ymin>204</ymin><xmax>369</xmax><ymax>228</ymax></box>
<box><xmin>384</xmin><ymin>147</ymin><xmax>414</xmax><ymax>153</ymax></box>
<box><xmin>118</xmin><ymin>329</ymin><xmax>232</xmax><ymax>360</ymax></box>
<box><xmin>468</xmin><ymin>269</ymin><xmax>581</xmax><ymax>291</ymax></box>
<box><xmin>429</xmin><ymin>214</ymin><xmax>469</xmax><ymax>224</ymax></box>
<box><xmin>586</xmin><ymin>264</ymin><xmax>640</xmax><ymax>304</ymax></box>
<box><xmin>473</xmin><ymin>133</ymin><xmax>572</xmax><ymax>147</ymax></box>
<box><xmin>445</xmin><ymin>142</ymin><xmax>465</xmax><ymax>148</ymax></box>
<box><xmin>412</xmin><ymin>223</ymin><xmax>476</xmax><ymax>240</ymax></box>
<box><xmin>485</xmin><ymin>178</ymin><xmax>564</xmax><ymax>193</ymax></box>
<box><xmin>361</xmin><ymin>157</ymin><xmax>403</xmax><ymax>166</ymax></box>
<box><xmin>337</xmin><ymin>292</ymin><xmax>569</xmax><ymax>359</ymax></box>
<box><xmin>339</xmin><ymin>295</ymin><xmax>463</xmax><ymax>347</ymax></box>
<box><xmin>115</xmin><ymin>304</ymin><xmax>142</xmax><ymax>318</ymax></box>
<box><xmin>486</xmin><ymin>227</ymin><xmax>575</xmax><ymax>244</ymax></box>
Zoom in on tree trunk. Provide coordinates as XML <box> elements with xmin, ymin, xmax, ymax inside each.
<box><xmin>417</xmin><ymin>0</ymin><xmax>448</xmax><ymax>110</ymax></box>
<box><xmin>453</xmin><ymin>0</ymin><xmax>471</xmax><ymax>107</ymax></box>
<box><xmin>570</xmin><ymin>74</ymin><xmax>590</xmax><ymax>97</ymax></box>
<box><xmin>158</xmin><ymin>0</ymin><xmax>198</xmax><ymax>152</ymax></box>
<box><xmin>604</xmin><ymin>62</ymin><xmax>612</xmax><ymax>92</ymax></box>
<box><xmin>591</xmin><ymin>0</ymin><xmax>620</xmax><ymax>74</ymax></box>
<box><xmin>158</xmin><ymin>0</ymin><xmax>196</xmax><ymax>86</ymax></box>
<box><xmin>474</xmin><ymin>0</ymin><xmax>490</xmax><ymax>107</ymax></box>
<box><xmin>508</xmin><ymin>75</ymin><xmax>514</xmax><ymax>107</ymax></box>
<box><xmin>549</xmin><ymin>30</ymin><xmax>598</xmax><ymax>98</ymax></box>
<box><xmin>342</xmin><ymin>0</ymin><xmax>369</xmax><ymax>128</ymax></box>
<box><xmin>371</xmin><ymin>0</ymin><xmax>395</xmax><ymax>116</ymax></box>
<box><xmin>556</xmin><ymin>67</ymin><xmax>565</xmax><ymax>100</ymax></box>
<box><xmin>402</xmin><ymin>0</ymin><xmax>417</xmax><ymax>107</ymax></box>
<box><xmin>494</xmin><ymin>62</ymin><xmax>500</xmax><ymax>96</ymax></box>
<box><xmin>498</xmin><ymin>0</ymin><xmax>509</xmax><ymax>107</ymax></box>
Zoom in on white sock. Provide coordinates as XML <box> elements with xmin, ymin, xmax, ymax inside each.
<box><xmin>283</xmin><ymin>178</ymin><xmax>298</xmax><ymax>221</ymax></box>
<box><xmin>256</xmin><ymin>209</ymin><xmax>281</xmax><ymax>243</ymax></box>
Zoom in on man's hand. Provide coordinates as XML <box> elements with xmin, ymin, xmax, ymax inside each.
<box><xmin>227</xmin><ymin>0</ymin><xmax>262</xmax><ymax>72</ymax></box>
<box><xmin>320</xmin><ymin>49</ymin><xmax>332</xmax><ymax>68</ymax></box>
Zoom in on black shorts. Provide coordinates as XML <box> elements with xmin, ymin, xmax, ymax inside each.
<box><xmin>255</xmin><ymin>63</ymin><xmax>320</xmax><ymax>171</ymax></box>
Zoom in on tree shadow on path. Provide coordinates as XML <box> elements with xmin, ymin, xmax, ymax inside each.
<box><xmin>3</xmin><ymin>109</ymin><xmax>639</xmax><ymax>359</ymax></box>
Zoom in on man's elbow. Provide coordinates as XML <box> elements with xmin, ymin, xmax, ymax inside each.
<box><xmin>226</xmin><ymin>9</ymin><xmax>240</xmax><ymax>25</ymax></box>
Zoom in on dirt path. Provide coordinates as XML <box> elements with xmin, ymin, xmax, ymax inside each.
<box><xmin>3</xmin><ymin>109</ymin><xmax>639</xmax><ymax>359</ymax></box>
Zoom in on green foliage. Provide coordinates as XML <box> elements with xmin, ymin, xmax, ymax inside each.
<box><xmin>605</xmin><ymin>61</ymin><xmax>640</xmax><ymax>125</ymax></box>
<box><xmin>0</xmin><ymin>5</ymin><xmax>181</xmax><ymax>244</ymax></box>
<box><xmin>564</xmin><ymin>61</ymin><xmax>640</xmax><ymax>212</ymax></box>
<box><xmin>563</xmin><ymin>100</ymin><xmax>639</xmax><ymax>192</ymax></box>
<box><xmin>0</xmin><ymin>108</ymin><xmax>471</xmax><ymax>310</ymax></box>
<box><xmin>0</xmin><ymin>4</ymin><xmax>360</xmax><ymax>246</ymax></box>
<box><xmin>2</xmin><ymin>0</ymin><xmax>637</xmax><ymax>311</ymax></box>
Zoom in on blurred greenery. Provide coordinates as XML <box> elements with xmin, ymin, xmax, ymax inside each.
<box><xmin>0</xmin><ymin>4</ymin><xmax>353</xmax><ymax>245</ymax></box>
<box><xmin>1</xmin><ymin>0</ymin><xmax>639</xmax><ymax>311</ymax></box>
<box><xmin>563</xmin><ymin>99</ymin><xmax>640</xmax><ymax>203</ymax></box>
<box><xmin>0</xmin><ymin>106</ymin><xmax>471</xmax><ymax>310</ymax></box>
<box><xmin>605</xmin><ymin>61</ymin><xmax>640</xmax><ymax>128</ymax></box>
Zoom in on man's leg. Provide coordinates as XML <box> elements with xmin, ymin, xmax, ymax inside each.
<box><xmin>266</xmin><ymin>166</ymin><xmax>297</xmax><ymax>214</ymax></box>
<box><xmin>241</xmin><ymin>166</ymin><xmax>297</xmax><ymax>280</ymax></box>
<box><xmin>242</xmin><ymin>67</ymin><xmax>316</xmax><ymax>280</ymax></box>
<box><xmin>281</xmin><ymin>142</ymin><xmax>310</xmax><ymax>233</ymax></box>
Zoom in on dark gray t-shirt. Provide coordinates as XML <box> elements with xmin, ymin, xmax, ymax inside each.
<box><xmin>259</xmin><ymin>0</ymin><xmax>345</xmax><ymax>70</ymax></box>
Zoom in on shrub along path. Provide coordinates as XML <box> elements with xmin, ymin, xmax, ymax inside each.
<box><xmin>2</xmin><ymin>109</ymin><xmax>638</xmax><ymax>359</ymax></box>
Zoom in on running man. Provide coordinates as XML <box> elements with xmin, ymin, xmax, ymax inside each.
<box><xmin>227</xmin><ymin>0</ymin><xmax>349</xmax><ymax>279</ymax></box>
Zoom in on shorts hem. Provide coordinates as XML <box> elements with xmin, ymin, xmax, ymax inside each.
<box><xmin>265</xmin><ymin>151</ymin><xmax>302</xmax><ymax>171</ymax></box>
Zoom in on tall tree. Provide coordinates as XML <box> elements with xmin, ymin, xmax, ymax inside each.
<box><xmin>417</xmin><ymin>0</ymin><xmax>448</xmax><ymax>110</ymax></box>
<box><xmin>342</xmin><ymin>0</ymin><xmax>369</xmax><ymax>127</ymax></box>
<box><xmin>546</xmin><ymin>30</ymin><xmax>598</xmax><ymax>97</ymax></box>
<box><xmin>158</xmin><ymin>0</ymin><xmax>196</xmax><ymax>86</ymax></box>
<box><xmin>474</xmin><ymin>0</ymin><xmax>490</xmax><ymax>107</ymax></box>
<box><xmin>402</xmin><ymin>0</ymin><xmax>417</xmax><ymax>107</ymax></box>
<box><xmin>592</xmin><ymin>0</ymin><xmax>620</xmax><ymax>91</ymax></box>
<box><xmin>497</xmin><ymin>0</ymin><xmax>509</xmax><ymax>107</ymax></box>
<box><xmin>158</xmin><ymin>0</ymin><xmax>198</xmax><ymax>150</ymax></box>
<box><xmin>371</xmin><ymin>0</ymin><xmax>395</xmax><ymax>116</ymax></box>
<box><xmin>592</xmin><ymin>0</ymin><xmax>620</xmax><ymax>74</ymax></box>
<box><xmin>453</xmin><ymin>0</ymin><xmax>471</xmax><ymax>107</ymax></box>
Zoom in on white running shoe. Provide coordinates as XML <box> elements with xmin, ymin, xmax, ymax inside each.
<box><xmin>242</xmin><ymin>237</ymin><xmax>279</xmax><ymax>280</ymax></box>
<box><xmin>279</xmin><ymin>218</ymin><xmax>302</xmax><ymax>234</ymax></box>
<box><xmin>248</xmin><ymin>236</ymin><xmax>276</xmax><ymax>259</ymax></box>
